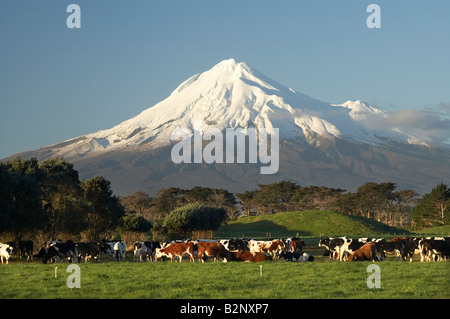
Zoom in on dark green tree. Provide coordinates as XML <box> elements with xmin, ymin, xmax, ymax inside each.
<box><xmin>120</xmin><ymin>191</ymin><xmax>154</xmax><ymax>221</ymax></box>
<box><xmin>236</xmin><ymin>190</ymin><xmax>258</xmax><ymax>216</ymax></box>
<box><xmin>153</xmin><ymin>187</ymin><xmax>186</xmax><ymax>218</ymax></box>
<box><xmin>0</xmin><ymin>158</ymin><xmax>44</xmax><ymax>239</ymax></box>
<box><xmin>392</xmin><ymin>189</ymin><xmax>419</xmax><ymax>227</ymax></box>
<box><xmin>292</xmin><ymin>185</ymin><xmax>346</xmax><ymax>211</ymax></box>
<box><xmin>252</xmin><ymin>180</ymin><xmax>300</xmax><ymax>213</ymax></box>
<box><xmin>352</xmin><ymin>182</ymin><xmax>397</xmax><ymax>221</ymax></box>
<box><xmin>413</xmin><ymin>183</ymin><xmax>450</xmax><ymax>228</ymax></box>
<box><xmin>163</xmin><ymin>203</ymin><xmax>226</xmax><ymax>238</ymax></box>
<box><xmin>38</xmin><ymin>157</ymin><xmax>84</xmax><ymax>239</ymax></box>
<box><xmin>82</xmin><ymin>176</ymin><xmax>125</xmax><ymax>240</ymax></box>
<box><xmin>118</xmin><ymin>211</ymin><xmax>152</xmax><ymax>233</ymax></box>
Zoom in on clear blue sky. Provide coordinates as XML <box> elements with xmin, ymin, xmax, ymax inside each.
<box><xmin>1</xmin><ymin>0</ymin><xmax>449</xmax><ymax>159</ymax></box>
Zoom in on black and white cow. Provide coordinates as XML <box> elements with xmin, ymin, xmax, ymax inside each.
<box><xmin>76</xmin><ymin>242</ymin><xmax>102</xmax><ymax>263</ymax></box>
<box><xmin>341</xmin><ymin>238</ymin><xmax>367</xmax><ymax>260</ymax></box>
<box><xmin>280</xmin><ymin>251</ymin><xmax>314</xmax><ymax>262</ymax></box>
<box><xmin>319</xmin><ymin>237</ymin><xmax>349</xmax><ymax>261</ymax></box>
<box><xmin>133</xmin><ymin>241</ymin><xmax>149</xmax><ymax>262</ymax></box>
<box><xmin>379</xmin><ymin>239</ymin><xmax>403</xmax><ymax>260</ymax></box>
<box><xmin>0</xmin><ymin>243</ymin><xmax>14</xmax><ymax>264</ymax></box>
<box><xmin>99</xmin><ymin>240</ymin><xmax>115</xmax><ymax>259</ymax></box>
<box><xmin>219</xmin><ymin>239</ymin><xmax>250</xmax><ymax>253</ymax></box>
<box><xmin>42</xmin><ymin>240</ymin><xmax>78</xmax><ymax>264</ymax></box>
<box><xmin>145</xmin><ymin>241</ymin><xmax>161</xmax><ymax>262</ymax></box>
<box><xmin>419</xmin><ymin>237</ymin><xmax>450</xmax><ymax>262</ymax></box>
<box><xmin>114</xmin><ymin>241</ymin><xmax>126</xmax><ymax>261</ymax></box>
<box><xmin>17</xmin><ymin>240</ymin><xmax>34</xmax><ymax>260</ymax></box>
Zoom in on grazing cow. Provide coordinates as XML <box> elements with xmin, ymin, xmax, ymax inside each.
<box><xmin>219</xmin><ymin>239</ymin><xmax>249</xmax><ymax>252</ymax></box>
<box><xmin>249</xmin><ymin>239</ymin><xmax>285</xmax><ymax>257</ymax></box>
<box><xmin>43</xmin><ymin>240</ymin><xmax>78</xmax><ymax>264</ymax></box>
<box><xmin>347</xmin><ymin>242</ymin><xmax>378</xmax><ymax>261</ymax></box>
<box><xmin>133</xmin><ymin>241</ymin><xmax>149</xmax><ymax>262</ymax></box>
<box><xmin>0</xmin><ymin>243</ymin><xmax>14</xmax><ymax>264</ymax></box>
<box><xmin>155</xmin><ymin>242</ymin><xmax>195</xmax><ymax>262</ymax></box>
<box><xmin>42</xmin><ymin>246</ymin><xmax>63</xmax><ymax>263</ymax></box>
<box><xmin>6</xmin><ymin>242</ymin><xmax>18</xmax><ymax>258</ymax></box>
<box><xmin>233</xmin><ymin>251</ymin><xmax>272</xmax><ymax>262</ymax></box>
<box><xmin>16</xmin><ymin>240</ymin><xmax>34</xmax><ymax>260</ymax></box>
<box><xmin>99</xmin><ymin>240</ymin><xmax>116</xmax><ymax>259</ymax></box>
<box><xmin>114</xmin><ymin>241</ymin><xmax>126</xmax><ymax>261</ymax></box>
<box><xmin>319</xmin><ymin>237</ymin><xmax>348</xmax><ymax>261</ymax></box>
<box><xmin>390</xmin><ymin>237</ymin><xmax>419</xmax><ymax>262</ymax></box>
<box><xmin>142</xmin><ymin>241</ymin><xmax>157</xmax><ymax>262</ymax></box>
<box><xmin>419</xmin><ymin>237</ymin><xmax>450</xmax><ymax>262</ymax></box>
<box><xmin>148</xmin><ymin>241</ymin><xmax>162</xmax><ymax>261</ymax></box>
<box><xmin>96</xmin><ymin>240</ymin><xmax>114</xmax><ymax>260</ymax></box>
<box><xmin>76</xmin><ymin>242</ymin><xmax>101</xmax><ymax>263</ymax></box>
<box><xmin>154</xmin><ymin>242</ymin><xmax>173</xmax><ymax>262</ymax></box>
<box><xmin>197</xmin><ymin>241</ymin><xmax>232</xmax><ymax>262</ymax></box>
<box><xmin>401</xmin><ymin>238</ymin><xmax>419</xmax><ymax>262</ymax></box>
<box><xmin>380</xmin><ymin>240</ymin><xmax>403</xmax><ymax>260</ymax></box>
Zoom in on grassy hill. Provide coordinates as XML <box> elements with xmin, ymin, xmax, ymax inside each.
<box><xmin>216</xmin><ymin>210</ymin><xmax>408</xmax><ymax>241</ymax></box>
<box><xmin>411</xmin><ymin>225</ymin><xmax>450</xmax><ymax>236</ymax></box>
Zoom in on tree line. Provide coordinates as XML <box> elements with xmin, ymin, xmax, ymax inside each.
<box><xmin>236</xmin><ymin>180</ymin><xmax>449</xmax><ymax>229</ymax></box>
<box><xmin>0</xmin><ymin>157</ymin><xmax>124</xmax><ymax>242</ymax></box>
<box><xmin>0</xmin><ymin>157</ymin><xmax>230</xmax><ymax>242</ymax></box>
<box><xmin>1</xmin><ymin>157</ymin><xmax>449</xmax><ymax>243</ymax></box>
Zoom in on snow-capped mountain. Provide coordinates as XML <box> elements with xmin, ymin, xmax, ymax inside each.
<box><xmin>40</xmin><ymin>59</ymin><xmax>428</xmax><ymax>159</ymax></box>
<box><xmin>8</xmin><ymin>59</ymin><xmax>450</xmax><ymax>195</ymax></box>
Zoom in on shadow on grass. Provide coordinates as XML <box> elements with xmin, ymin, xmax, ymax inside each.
<box><xmin>345</xmin><ymin>215</ymin><xmax>411</xmax><ymax>235</ymax></box>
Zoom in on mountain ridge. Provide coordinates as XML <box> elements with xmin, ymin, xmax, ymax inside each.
<box><xmin>4</xmin><ymin>59</ymin><xmax>449</xmax><ymax>196</ymax></box>
<box><xmin>13</xmin><ymin>59</ymin><xmax>434</xmax><ymax>160</ymax></box>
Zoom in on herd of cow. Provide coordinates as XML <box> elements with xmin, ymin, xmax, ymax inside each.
<box><xmin>319</xmin><ymin>236</ymin><xmax>450</xmax><ymax>262</ymax></box>
<box><xmin>0</xmin><ymin>236</ymin><xmax>449</xmax><ymax>265</ymax></box>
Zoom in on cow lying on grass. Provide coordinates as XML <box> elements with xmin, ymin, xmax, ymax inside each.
<box><xmin>233</xmin><ymin>251</ymin><xmax>272</xmax><ymax>262</ymax></box>
<box><xmin>280</xmin><ymin>251</ymin><xmax>314</xmax><ymax>262</ymax></box>
<box><xmin>347</xmin><ymin>242</ymin><xmax>378</xmax><ymax>261</ymax></box>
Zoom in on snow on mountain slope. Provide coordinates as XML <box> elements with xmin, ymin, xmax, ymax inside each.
<box><xmin>49</xmin><ymin>59</ymin><xmax>430</xmax><ymax>158</ymax></box>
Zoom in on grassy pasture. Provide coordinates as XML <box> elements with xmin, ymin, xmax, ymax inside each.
<box><xmin>1</xmin><ymin>256</ymin><xmax>448</xmax><ymax>299</ymax></box>
<box><xmin>1</xmin><ymin>210</ymin><xmax>448</xmax><ymax>300</ymax></box>
<box><xmin>216</xmin><ymin>210</ymin><xmax>410</xmax><ymax>239</ymax></box>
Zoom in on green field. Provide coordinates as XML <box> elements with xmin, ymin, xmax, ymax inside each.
<box><xmin>1</xmin><ymin>210</ymin><xmax>449</xmax><ymax>300</ymax></box>
<box><xmin>1</xmin><ymin>258</ymin><xmax>449</xmax><ymax>299</ymax></box>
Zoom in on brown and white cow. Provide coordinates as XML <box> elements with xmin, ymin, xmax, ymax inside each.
<box><xmin>347</xmin><ymin>242</ymin><xmax>378</xmax><ymax>261</ymax></box>
<box><xmin>155</xmin><ymin>242</ymin><xmax>195</xmax><ymax>262</ymax></box>
<box><xmin>287</xmin><ymin>237</ymin><xmax>305</xmax><ymax>254</ymax></box>
<box><xmin>249</xmin><ymin>239</ymin><xmax>285</xmax><ymax>257</ymax></box>
<box><xmin>234</xmin><ymin>251</ymin><xmax>272</xmax><ymax>262</ymax></box>
<box><xmin>197</xmin><ymin>241</ymin><xmax>232</xmax><ymax>263</ymax></box>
